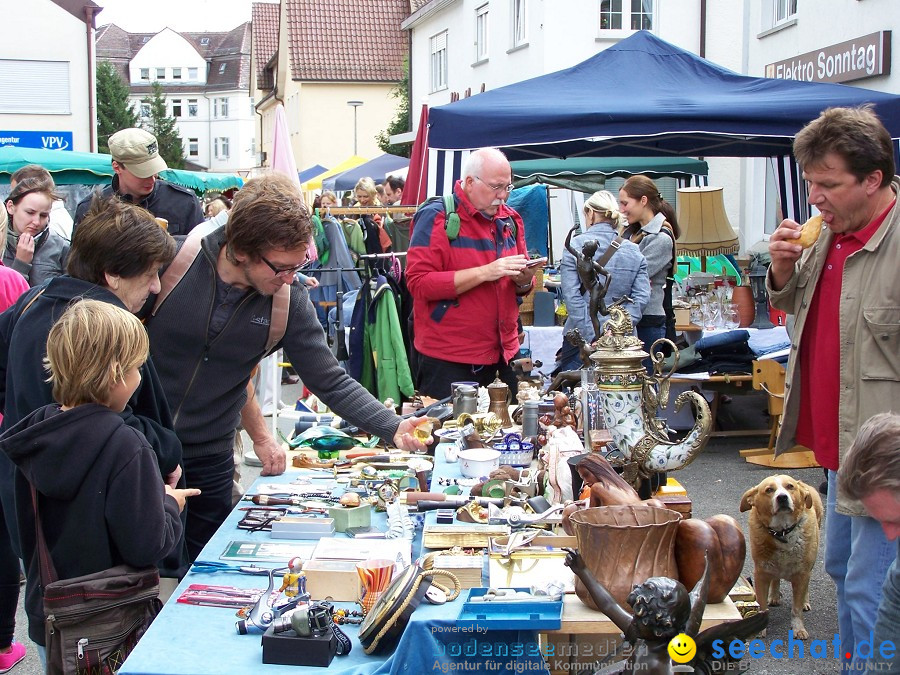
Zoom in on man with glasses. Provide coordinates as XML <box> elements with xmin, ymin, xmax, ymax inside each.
<box><xmin>407</xmin><ymin>147</ymin><xmax>535</xmax><ymax>398</ymax></box>
<box><xmin>144</xmin><ymin>174</ymin><xmax>428</xmax><ymax>559</ymax></box>
<box><xmin>73</xmin><ymin>128</ymin><xmax>204</xmax><ymax>236</ymax></box>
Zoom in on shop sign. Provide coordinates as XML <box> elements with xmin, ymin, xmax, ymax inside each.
<box><xmin>765</xmin><ymin>31</ymin><xmax>891</xmax><ymax>84</ymax></box>
<box><xmin>0</xmin><ymin>130</ymin><xmax>73</xmax><ymax>151</ymax></box>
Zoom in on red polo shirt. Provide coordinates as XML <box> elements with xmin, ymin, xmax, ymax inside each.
<box><xmin>794</xmin><ymin>200</ymin><xmax>895</xmax><ymax>469</ymax></box>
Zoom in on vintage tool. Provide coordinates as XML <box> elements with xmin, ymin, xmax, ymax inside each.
<box><xmin>487</xmin><ymin>503</ymin><xmax>566</xmax><ymax>530</ymax></box>
<box><xmin>236</xmin><ymin>567</ymin><xmax>310</xmax><ymax>634</ymax></box>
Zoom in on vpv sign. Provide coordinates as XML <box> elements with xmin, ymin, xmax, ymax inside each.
<box><xmin>765</xmin><ymin>31</ymin><xmax>891</xmax><ymax>84</ymax></box>
<box><xmin>0</xmin><ymin>130</ymin><xmax>74</xmax><ymax>151</ymax></box>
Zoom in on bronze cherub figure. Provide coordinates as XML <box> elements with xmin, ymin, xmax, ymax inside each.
<box><xmin>564</xmin><ymin>548</ymin><xmax>767</xmax><ymax>675</ymax></box>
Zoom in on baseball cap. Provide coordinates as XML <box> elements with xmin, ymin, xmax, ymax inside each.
<box><xmin>108</xmin><ymin>128</ymin><xmax>168</xmax><ymax>178</ymax></box>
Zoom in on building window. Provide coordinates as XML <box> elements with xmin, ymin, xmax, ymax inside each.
<box><xmin>188</xmin><ymin>99</ymin><xmax>198</xmax><ymax>117</ymax></box>
<box><xmin>188</xmin><ymin>67</ymin><xmax>198</xmax><ymax>80</ymax></box>
<box><xmin>171</xmin><ymin>99</ymin><xmax>182</xmax><ymax>117</ymax></box>
<box><xmin>0</xmin><ymin>59</ymin><xmax>71</xmax><ymax>114</ymax></box>
<box><xmin>172</xmin><ymin>67</ymin><xmax>182</xmax><ymax>79</ymax></box>
<box><xmin>430</xmin><ymin>31</ymin><xmax>448</xmax><ymax>93</ymax></box>
<box><xmin>140</xmin><ymin>101</ymin><xmax>150</xmax><ymax>118</ymax></box>
<box><xmin>218</xmin><ymin>63</ymin><xmax>227</xmax><ymax>75</ymax></box>
<box><xmin>219</xmin><ymin>97</ymin><xmax>229</xmax><ymax>117</ymax></box>
<box><xmin>156</xmin><ymin>67</ymin><xmax>165</xmax><ymax>79</ymax></box>
<box><xmin>200</xmin><ymin>37</ymin><xmax>210</xmax><ymax>46</ymax></box>
<box><xmin>140</xmin><ymin>68</ymin><xmax>149</xmax><ymax>80</ymax></box>
<box><xmin>249</xmin><ymin>97</ymin><xmax>255</xmax><ymax>115</ymax></box>
<box><xmin>215</xmin><ymin>137</ymin><xmax>230</xmax><ymax>159</ymax></box>
<box><xmin>475</xmin><ymin>4</ymin><xmax>489</xmax><ymax>61</ymax></box>
<box><xmin>511</xmin><ymin>0</ymin><xmax>527</xmax><ymax>47</ymax></box>
<box><xmin>774</xmin><ymin>0</ymin><xmax>797</xmax><ymax>25</ymax></box>
<box><xmin>188</xmin><ymin>138</ymin><xmax>199</xmax><ymax>157</ymax></box>
<box><xmin>600</xmin><ymin>0</ymin><xmax>653</xmax><ymax>31</ymax></box>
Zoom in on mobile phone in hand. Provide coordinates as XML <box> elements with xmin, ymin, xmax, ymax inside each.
<box><xmin>525</xmin><ymin>257</ymin><xmax>548</xmax><ymax>268</ymax></box>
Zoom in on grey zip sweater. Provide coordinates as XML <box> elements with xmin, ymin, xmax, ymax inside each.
<box><xmin>145</xmin><ymin>224</ymin><xmax>401</xmax><ymax>458</ymax></box>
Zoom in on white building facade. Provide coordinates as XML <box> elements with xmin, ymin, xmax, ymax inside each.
<box><xmin>0</xmin><ymin>0</ymin><xmax>100</xmax><ymax>153</ymax></box>
<box><xmin>97</xmin><ymin>23</ymin><xmax>256</xmax><ymax>174</ymax></box>
<box><xmin>403</xmin><ymin>0</ymin><xmax>897</xmax><ymax>254</ymax></box>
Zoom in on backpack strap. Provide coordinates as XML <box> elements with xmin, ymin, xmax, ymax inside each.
<box><xmin>152</xmin><ymin>220</ymin><xmax>218</xmax><ymax>317</ymax></box>
<box><xmin>596</xmin><ymin>235</ymin><xmax>624</xmax><ymax>268</ymax></box>
<box><xmin>265</xmin><ymin>285</ymin><xmax>290</xmax><ymax>354</ymax></box>
<box><xmin>442</xmin><ymin>194</ymin><xmax>460</xmax><ymax>241</ymax></box>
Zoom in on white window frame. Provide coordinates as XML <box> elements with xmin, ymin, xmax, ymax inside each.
<box><xmin>172</xmin><ymin>67</ymin><xmax>182</xmax><ymax>79</ymax></box>
<box><xmin>140</xmin><ymin>101</ymin><xmax>150</xmax><ymax>118</ymax></box>
<box><xmin>598</xmin><ymin>0</ymin><xmax>654</xmax><ymax>36</ymax></box>
<box><xmin>188</xmin><ymin>99</ymin><xmax>198</xmax><ymax>117</ymax></box>
<box><xmin>0</xmin><ymin>59</ymin><xmax>70</xmax><ymax>114</ymax></box>
<box><xmin>511</xmin><ymin>0</ymin><xmax>527</xmax><ymax>48</ymax></box>
<box><xmin>156</xmin><ymin>67</ymin><xmax>165</xmax><ymax>80</ymax></box>
<box><xmin>475</xmin><ymin>4</ymin><xmax>489</xmax><ymax>63</ymax></box>
<box><xmin>430</xmin><ymin>31</ymin><xmax>448</xmax><ymax>93</ymax></box>
<box><xmin>219</xmin><ymin>63</ymin><xmax>227</xmax><ymax>75</ymax></box>
<box><xmin>774</xmin><ymin>0</ymin><xmax>797</xmax><ymax>26</ymax></box>
<box><xmin>172</xmin><ymin>99</ymin><xmax>183</xmax><ymax>117</ymax></box>
<box><xmin>188</xmin><ymin>137</ymin><xmax>199</xmax><ymax>157</ymax></box>
<box><xmin>140</xmin><ymin>68</ymin><xmax>149</xmax><ymax>80</ymax></box>
<box><xmin>188</xmin><ymin>67</ymin><xmax>198</xmax><ymax>80</ymax></box>
<box><xmin>219</xmin><ymin>97</ymin><xmax>229</xmax><ymax>117</ymax></box>
<box><xmin>200</xmin><ymin>37</ymin><xmax>210</xmax><ymax>46</ymax></box>
<box><xmin>215</xmin><ymin>136</ymin><xmax>230</xmax><ymax>160</ymax></box>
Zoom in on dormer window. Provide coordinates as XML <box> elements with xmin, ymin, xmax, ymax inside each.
<box><xmin>219</xmin><ymin>63</ymin><xmax>227</xmax><ymax>75</ymax></box>
<box><xmin>200</xmin><ymin>37</ymin><xmax>210</xmax><ymax>46</ymax></box>
<box><xmin>142</xmin><ymin>36</ymin><xmax>150</xmax><ymax>43</ymax></box>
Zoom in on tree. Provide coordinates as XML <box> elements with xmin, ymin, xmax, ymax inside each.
<box><xmin>96</xmin><ymin>61</ymin><xmax>138</xmax><ymax>154</ymax></box>
<box><xmin>144</xmin><ymin>81</ymin><xmax>185</xmax><ymax>169</ymax></box>
<box><xmin>376</xmin><ymin>59</ymin><xmax>411</xmax><ymax>158</ymax></box>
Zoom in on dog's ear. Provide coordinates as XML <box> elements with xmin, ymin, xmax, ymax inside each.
<box><xmin>739</xmin><ymin>486</ymin><xmax>757</xmax><ymax>512</ymax></box>
<box><xmin>797</xmin><ymin>481</ymin><xmax>813</xmax><ymax>509</ymax></box>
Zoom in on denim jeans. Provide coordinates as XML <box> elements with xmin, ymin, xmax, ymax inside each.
<box><xmin>825</xmin><ymin>470</ymin><xmax>897</xmax><ymax>670</ymax></box>
<box><xmin>870</xmin><ymin>546</ymin><xmax>899</xmax><ymax>673</ymax></box>
<box><xmin>637</xmin><ymin>322</ymin><xmax>666</xmax><ymax>373</ymax></box>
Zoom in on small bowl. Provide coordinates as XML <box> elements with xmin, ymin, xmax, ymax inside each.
<box><xmin>458</xmin><ymin>448</ymin><xmax>501</xmax><ymax>478</ymax></box>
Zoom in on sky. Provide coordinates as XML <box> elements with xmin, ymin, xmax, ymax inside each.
<box><xmin>94</xmin><ymin>0</ymin><xmax>270</xmax><ymax>33</ymax></box>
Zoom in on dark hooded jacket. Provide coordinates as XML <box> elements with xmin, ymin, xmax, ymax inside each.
<box><xmin>0</xmin><ymin>403</ymin><xmax>182</xmax><ymax>645</ymax></box>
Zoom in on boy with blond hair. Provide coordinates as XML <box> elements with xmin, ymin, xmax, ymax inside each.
<box><xmin>0</xmin><ymin>300</ymin><xmax>198</xmax><ymax>652</ymax></box>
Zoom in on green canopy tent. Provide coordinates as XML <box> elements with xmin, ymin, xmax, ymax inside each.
<box><xmin>511</xmin><ymin>156</ymin><xmax>709</xmax><ymax>193</ymax></box>
<box><xmin>0</xmin><ymin>146</ymin><xmax>113</xmax><ymax>185</ymax></box>
<box><xmin>158</xmin><ymin>169</ymin><xmax>243</xmax><ymax>196</ymax></box>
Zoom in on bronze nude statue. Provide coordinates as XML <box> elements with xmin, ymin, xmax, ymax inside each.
<box><xmin>564</xmin><ymin>549</ymin><xmax>768</xmax><ymax>675</ymax></box>
<box><xmin>565</xmin><ymin>228</ymin><xmax>612</xmax><ymax>343</ymax></box>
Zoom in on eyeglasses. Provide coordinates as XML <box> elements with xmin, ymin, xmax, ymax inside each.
<box><xmin>473</xmin><ymin>176</ymin><xmax>514</xmax><ymax>194</ymax></box>
<box><xmin>260</xmin><ymin>254</ymin><xmax>311</xmax><ymax>278</ymax></box>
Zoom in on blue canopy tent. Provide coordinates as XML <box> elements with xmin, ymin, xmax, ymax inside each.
<box><xmin>322</xmin><ymin>153</ymin><xmax>409</xmax><ymax>192</ymax></box>
<box><xmin>299</xmin><ymin>164</ymin><xmax>328</xmax><ymax>184</ymax></box>
<box><xmin>426</xmin><ymin>31</ymin><xmax>900</xmax><ymax>222</ymax></box>
<box><xmin>428</xmin><ymin>31</ymin><xmax>900</xmax><ymax>160</ymax></box>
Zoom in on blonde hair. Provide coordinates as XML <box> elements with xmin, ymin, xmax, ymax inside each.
<box><xmin>354</xmin><ymin>177</ymin><xmax>380</xmax><ymax>204</ymax></box>
<box><xmin>320</xmin><ymin>190</ymin><xmax>338</xmax><ymax>208</ymax></box>
<box><xmin>584</xmin><ymin>190</ymin><xmax>624</xmax><ymax>228</ymax></box>
<box><xmin>45</xmin><ymin>300</ymin><xmax>149</xmax><ymax>407</ymax></box>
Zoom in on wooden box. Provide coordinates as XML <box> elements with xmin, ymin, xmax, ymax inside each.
<box><xmin>431</xmin><ymin>554</ymin><xmax>484</xmax><ymax>589</ymax></box>
<box><xmin>302</xmin><ymin>559</ymin><xmax>360</xmax><ymax>602</ymax></box>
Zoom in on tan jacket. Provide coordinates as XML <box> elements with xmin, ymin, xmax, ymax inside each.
<box><xmin>767</xmin><ymin>177</ymin><xmax>900</xmax><ymax>516</ymax></box>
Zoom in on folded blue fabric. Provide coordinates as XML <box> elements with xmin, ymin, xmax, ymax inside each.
<box><xmin>694</xmin><ymin>329</ymin><xmax>750</xmax><ymax>351</ymax></box>
<box><xmin>748</xmin><ymin>326</ymin><xmax>790</xmax><ymax>356</ymax></box>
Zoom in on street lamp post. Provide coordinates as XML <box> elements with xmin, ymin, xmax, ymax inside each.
<box><xmin>347</xmin><ymin>100</ymin><xmax>364</xmax><ymax>155</ymax></box>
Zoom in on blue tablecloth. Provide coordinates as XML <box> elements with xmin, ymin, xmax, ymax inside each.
<box><xmin>121</xmin><ymin>464</ymin><xmax>548</xmax><ymax>675</ymax></box>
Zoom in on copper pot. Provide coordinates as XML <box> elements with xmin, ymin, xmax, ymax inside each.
<box><xmin>731</xmin><ymin>286</ymin><xmax>755</xmax><ymax>328</ymax></box>
<box><xmin>569</xmin><ymin>505</ymin><xmax>682</xmax><ymax>611</ymax></box>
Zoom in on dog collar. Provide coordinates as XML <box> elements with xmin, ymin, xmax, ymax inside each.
<box><xmin>768</xmin><ymin>517</ymin><xmax>802</xmax><ymax>543</ymax></box>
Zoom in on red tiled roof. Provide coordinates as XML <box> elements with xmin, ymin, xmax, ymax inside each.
<box><xmin>408</xmin><ymin>0</ymin><xmax>431</xmax><ymax>12</ymax></box>
<box><xmin>252</xmin><ymin>2</ymin><xmax>279</xmax><ymax>89</ymax></box>
<box><xmin>284</xmin><ymin>0</ymin><xmax>409</xmax><ymax>82</ymax></box>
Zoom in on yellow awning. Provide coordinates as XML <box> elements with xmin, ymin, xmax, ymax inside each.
<box><xmin>301</xmin><ymin>155</ymin><xmax>368</xmax><ymax>191</ymax></box>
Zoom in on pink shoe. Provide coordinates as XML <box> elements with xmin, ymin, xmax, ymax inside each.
<box><xmin>0</xmin><ymin>642</ymin><xmax>25</xmax><ymax>673</ymax></box>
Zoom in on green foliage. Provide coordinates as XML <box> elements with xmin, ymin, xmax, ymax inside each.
<box><xmin>376</xmin><ymin>59</ymin><xmax>411</xmax><ymax>158</ymax></box>
<box><xmin>144</xmin><ymin>82</ymin><xmax>185</xmax><ymax>169</ymax></box>
<box><xmin>96</xmin><ymin>61</ymin><xmax>138</xmax><ymax>154</ymax></box>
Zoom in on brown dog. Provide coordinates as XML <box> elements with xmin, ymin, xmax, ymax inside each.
<box><xmin>740</xmin><ymin>475</ymin><xmax>824</xmax><ymax>639</ymax></box>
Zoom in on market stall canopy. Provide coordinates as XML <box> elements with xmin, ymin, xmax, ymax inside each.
<box><xmin>301</xmin><ymin>155</ymin><xmax>368</xmax><ymax>191</ymax></box>
<box><xmin>511</xmin><ymin>156</ymin><xmax>709</xmax><ymax>192</ymax></box>
<box><xmin>322</xmin><ymin>154</ymin><xmax>409</xmax><ymax>192</ymax></box>
<box><xmin>0</xmin><ymin>146</ymin><xmax>113</xmax><ymax>184</ymax></box>
<box><xmin>158</xmin><ymin>169</ymin><xmax>243</xmax><ymax>196</ymax></box>
<box><xmin>298</xmin><ymin>164</ymin><xmax>328</xmax><ymax>184</ymax></box>
<box><xmin>428</xmin><ymin>31</ymin><xmax>900</xmax><ymax>159</ymax></box>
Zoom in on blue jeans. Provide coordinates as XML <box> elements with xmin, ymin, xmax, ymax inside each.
<box><xmin>637</xmin><ymin>322</ymin><xmax>666</xmax><ymax>373</ymax></box>
<box><xmin>825</xmin><ymin>470</ymin><xmax>897</xmax><ymax>670</ymax></box>
<box><xmin>870</xmin><ymin>546</ymin><xmax>899</xmax><ymax>673</ymax></box>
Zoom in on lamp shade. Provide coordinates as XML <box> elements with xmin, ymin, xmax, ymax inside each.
<box><xmin>675</xmin><ymin>187</ymin><xmax>739</xmax><ymax>256</ymax></box>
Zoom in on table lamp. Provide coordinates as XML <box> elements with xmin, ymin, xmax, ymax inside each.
<box><xmin>675</xmin><ymin>187</ymin><xmax>739</xmax><ymax>272</ymax></box>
